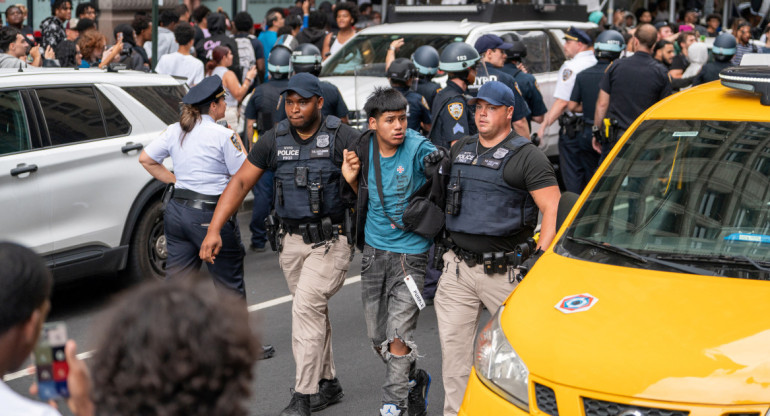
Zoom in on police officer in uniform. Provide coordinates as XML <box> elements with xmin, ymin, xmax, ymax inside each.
<box><xmin>139</xmin><ymin>77</ymin><xmax>247</xmax><ymax>295</ymax></box>
<box><xmin>242</xmin><ymin>42</ymin><xmax>292</xmax><ymax>253</ymax></box>
<box><xmin>387</xmin><ymin>58</ymin><xmax>431</xmax><ymax>133</ymax></box>
<box><xmin>274</xmin><ymin>43</ymin><xmax>350</xmax><ymax>124</ymax></box>
<box><xmin>413</xmin><ymin>45</ymin><xmax>441</xmax><ymax>110</ymax></box>
<box><xmin>568</xmin><ymin>29</ymin><xmax>625</xmax><ymax>192</ymax></box>
<box><xmin>200</xmin><ymin>73</ymin><xmax>359</xmax><ymax>416</ymax></box>
<box><xmin>499</xmin><ymin>34</ymin><xmax>547</xmax><ymax>125</ymax></box>
<box><xmin>593</xmin><ymin>23</ymin><xmax>672</xmax><ymax>159</ymax></box>
<box><xmin>434</xmin><ymin>81</ymin><xmax>561</xmax><ymax>416</ymax></box>
<box><xmin>536</xmin><ymin>27</ymin><xmax>598</xmax><ymax>194</ymax></box>
<box><xmin>693</xmin><ymin>33</ymin><xmax>736</xmax><ymax>86</ymax></box>
<box><xmin>471</xmin><ymin>34</ymin><xmax>531</xmax><ymax>138</ymax></box>
<box><xmin>429</xmin><ymin>42</ymin><xmax>479</xmax><ymax>149</ymax></box>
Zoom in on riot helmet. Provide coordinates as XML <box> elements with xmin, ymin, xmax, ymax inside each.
<box><xmin>275</xmin><ymin>34</ymin><xmax>298</xmax><ymax>52</ymax></box>
<box><xmin>292</xmin><ymin>43</ymin><xmax>323</xmax><ymax>76</ymax></box>
<box><xmin>500</xmin><ymin>33</ymin><xmax>527</xmax><ymax>61</ymax></box>
<box><xmin>712</xmin><ymin>33</ymin><xmax>737</xmax><ymax>62</ymax></box>
<box><xmin>594</xmin><ymin>29</ymin><xmax>625</xmax><ymax>61</ymax></box>
<box><xmin>387</xmin><ymin>58</ymin><xmax>417</xmax><ymax>85</ymax></box>
<box><xmin>267</xmin><ymin>45</ymin><xmax>293</xmax><ymax>79</ymax></box>
<box><xmin>411</xmin><ymin>45</ymin><xmax>439</xmax><ymax>77</ymax></box>
<box><xmin>438</xmin><ymin>41</ymin><xmax>480</xmax><ymax>73</ymax></box>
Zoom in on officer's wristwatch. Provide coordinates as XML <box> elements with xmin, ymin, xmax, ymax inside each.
<box><xmin>591</xmin><ymin>125</ymin><xmax>600</xmax><ymax>133</ymax></box>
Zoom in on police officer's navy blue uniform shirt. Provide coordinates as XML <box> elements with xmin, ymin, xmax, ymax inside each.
<box><xmin>502</xmin><ymin>62</ymin><xmax>548</xmax><ymax>119</ymax></box>
<box><xmin>394</xmin><ymin>85</ymin><xmax>431</xmax><ymax>132</ymax></box>
<box><xmin>571</xmin><ymin>60</ymin><xmax>611</xmax><ymax>125</ymax></box>
<box><xmin>468</xmin><ymin>64</ymin><xmax>530</xmax><ymax>122</ymax></box>
<box><xmin>275</xmin><ymin>80</ymin><xmax>349</xmax><ymax>122</ymax></box>
<box><xmin>416</xmin><ymin>78</ymin><xmax>441</xmax><ymax>111</ymax></box>
<box><xmin>430</xmin><ymin>81</ymin><xmax>473</xmax><ymax>149</ymax></box>
<box><xmin>245</xmin><ymin>78</ymin><xmax>290</xmax><ymax>134</ymax></box>
<box><xmin>600</xmin><ymin>51</ymin><xmax>672</xmax><ymax>129</ymax></box>
<box><xmin>693</xmin><ymin>60</ymin><xmax>731</xmax><ymax>86</ymax></box>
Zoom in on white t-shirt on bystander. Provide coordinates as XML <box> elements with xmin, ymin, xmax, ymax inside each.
<box><xmin>0</xmin><ymin>381</ymin><xmax>61</xmax><ymax>416</ymax></box>
<box><xmin>155</xmin><ymin>52</ymin><xmax>205</xmax><ymax>87</ymax></box>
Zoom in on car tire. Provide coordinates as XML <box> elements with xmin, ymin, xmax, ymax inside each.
<box><xmin>125</xmin><ymin>199</ymin><xmax>167</xmax><ymax>283</ymax></box>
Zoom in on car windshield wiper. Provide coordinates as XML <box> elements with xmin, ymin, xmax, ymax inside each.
<box><xmin>566</xmin><ymin>236</ymin><xmax>718</xmax><ymax>276</ymax></box>
<box><xmin>654</xmin><ymin>253</ymin><xmax>770</xmax><ymax>273</ymax></box>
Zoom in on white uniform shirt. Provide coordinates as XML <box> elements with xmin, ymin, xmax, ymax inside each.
<box><xmin>553</xmin><ymin>50</ymin><xmax>598</xmax><ymax>101</ymax></box>
<box><xmin>155</xmin><ymin>52</ymin><xmax>205</xmax><ymax>87</ymax></box>
<box><xmin>0</xmin><ymin>381</ymin><xmax>61</xmax><ymax>416</ymax></box>
<box><xmin>144</xmin><ymin>114</ymin><xmax>246</xmax><ymax>195</ymax></box>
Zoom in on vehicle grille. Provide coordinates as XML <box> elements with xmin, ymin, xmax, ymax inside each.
<box><xmin>535</xmin><ymin>383</ymin><xmax>559</xmax><ymax>416</ymax></box>
<box><xmin>582</xmin><ymin>397</ymin><xmax>689</xmax><ymax>416</ymax></box>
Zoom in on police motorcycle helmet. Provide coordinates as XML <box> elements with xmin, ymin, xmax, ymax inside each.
<box><xmin>291</xmin><ymin>43</ymin><xmax>323</xmax><ymax>76</ymax></box>
<box><xmin>500</xmin><ymin>33</ymin><xmax>527</xmax><ymax>61</ymax></box>
<box><xmin>594</xmin><ymin>29</ymin><xmax>625</xmax><ymax>60</ymax></box>
<box><xmin>275</xmin><ymin>34</ymin><xmax>299</xmax><ymax>52</ymax></box>
<box><xmin>438</xmin><ymin>41</ymin><xmax>480</xmax><ymax>73</ymax></box>
<box><xmin>411</xmin><ymin>45</ymin><xmax>440</xmax><ymax>77</ymax></box>
<box><xmin>712</xmin><ymin>33</ymin><xmax>737</xmax><ymax>62</ymax></box>
<box><xmin>387</xmin><ymin>58</ymin><xmax>418</xmax><ymax>85</ymax></box>
<box><xmin>268</xmin><ymin>45</ymin><xmax>293</xmax><ymax>79</ymax></box>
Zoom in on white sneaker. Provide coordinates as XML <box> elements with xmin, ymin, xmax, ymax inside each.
<box><xmin>379</xmin><ymin>404</ymin><xmax>401</xmax><ymax>416</ymax></box>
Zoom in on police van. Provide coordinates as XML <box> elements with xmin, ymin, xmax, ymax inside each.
<box><xmin>319</xmin><ymin>4</ymin><xmax>595</xmax><ymax>160</ymax></box>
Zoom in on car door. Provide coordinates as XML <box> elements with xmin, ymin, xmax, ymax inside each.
<box><xmin>31</xmin><ymin>85</ymin><xmax>145</xmax><ymax>253</ymax></box>
<box><xmin>0</xmin><ymin>89</ymin><xmax>52</xmax><ymax>253</ymax></box>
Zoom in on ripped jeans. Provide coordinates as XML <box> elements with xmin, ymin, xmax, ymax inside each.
<box><xmin>361</xmin><ymin>244</ymin><xmax>428</xmax><ymax>410</ymax></box>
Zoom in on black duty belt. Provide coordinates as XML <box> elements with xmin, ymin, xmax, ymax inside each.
<box><xmin>285</xmin><ymin>219</ymin><xmax>344</xmax><ymax>246</ymax></box>
<box><xmin>286</xmin><ymin>222</ymin><xmax>344</xmax><ymax>236</ymax></box>
<box><xmin>172</xmin><ymin>188</ymin><xmax>220</xmax><ymax>211</ymax></box>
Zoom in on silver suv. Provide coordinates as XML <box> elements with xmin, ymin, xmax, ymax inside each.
<box><xmin>0</xmin><ymin>68</ymin><xmax>185</xmax><ymax>282</ymax></box>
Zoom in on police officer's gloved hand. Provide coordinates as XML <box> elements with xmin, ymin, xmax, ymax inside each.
<box><xmin>517</xmin><ymin>248</ymin><xmax>545</xmax><ymax>278</ymax></box>
<box><xmin>423</xmin><ymin>146</ymin><xmax>450</xmax><ymax>178</ymax></box>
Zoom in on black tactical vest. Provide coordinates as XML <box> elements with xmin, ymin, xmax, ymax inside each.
<box><xmin>446</xmin><ymin>135</ymin><xmax>538</xmax><ymax>236</ymax></box>
<box><xmin>273</xmin><ymin>116</ymin><xmax>344</xmax><ymax>222</ymax></box>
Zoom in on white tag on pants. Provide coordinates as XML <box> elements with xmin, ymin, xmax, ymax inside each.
<box><xmin>404</xmin><ymin>274</ymin><xmax>426</xmax><ymax>310</ymax></box>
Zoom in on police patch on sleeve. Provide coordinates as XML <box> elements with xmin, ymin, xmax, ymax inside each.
<box><xmin>562</xmin><ymin>69</ymin><xmax>573</xmax><ymax>81</ymax></box>
<box><xmin>452</xmin><ymin>122</ymin><xmax>464</xmax><ymax>134</ymax></box>
<box><xmin>230</xmin><ymin>134</ymin><xmax>243</xmax><ymax>153</ymax></box>
<box><xmin>448</xmin><ymin>102</ymin><xmax>463</xmax><ymax>120</ymax></box>
<box><xmin>420</xmin><ymin>96</ymin><xmax>430</xmax><ymax>110</ymax></box>
<box><xmin>316</xmin><ymin>134</ymin><xmax>330</xmax><ymax>148</ymax></box>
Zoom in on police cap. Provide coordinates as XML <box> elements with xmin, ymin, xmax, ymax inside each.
<box><xmin>474</xmin><ymin>34</ymin><xmax>513</xmax><ymax>55</ymax></box>
<box><xmin>563</xmin><ymin>26</ymin><xmax>592</xmax><ymax>45</ymax></box>
<box><xmin>280</xmin><ymin>72</ymin><xmax>324</xmax><ymax>98</ymax></box>
<box><xmin>182</xmin><ymin>76</ymin><xmax>225</xmax><ymax>106</ymax></box>
<box><xmin>468</xmin><ymin>81</ymin><xmax>515</xmax><ymax>107</ymax></box>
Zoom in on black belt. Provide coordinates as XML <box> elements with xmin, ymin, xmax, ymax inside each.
<box><xmin>451</xmin><ymin>246</ymin><xmax>519</xmax><ymax>269</ymax></box>
<box><xmin>285</xmin><ymin>222</ymin><xmax>344</xmax><ymax>235</ymax></box>
<box><xmin>172</xmin><ymin>188</ymin><xmax>220</xmax><ymax>211</ymax></box>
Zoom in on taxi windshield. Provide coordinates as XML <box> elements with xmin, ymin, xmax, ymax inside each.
<box><xmin>557</xmin><ymin>119</ymin><xmax>770</xmax><ymax>280</ymax></box>
<box><xmin>320</xmin><ymin>34</ymin><xmax>465</xmax><ymax>77</ymax></box>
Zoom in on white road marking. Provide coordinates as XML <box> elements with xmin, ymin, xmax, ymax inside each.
<box><xmin>3</xmin><ymin>274</ymin><xmax>362</xmax><ymax>382</ymax></box>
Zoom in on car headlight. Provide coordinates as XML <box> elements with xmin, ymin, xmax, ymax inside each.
<box><xmin>474</xmin><ymin>305</ymin><xmax>529</xmax><ymax>411</ymax></box>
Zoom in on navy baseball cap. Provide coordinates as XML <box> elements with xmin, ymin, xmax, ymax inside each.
<box><xmin>281</xmin><ymin>72</ymin><xmax>324</xmax><ymax>98</ymax></box>
<box><xmin>474</xmin><ymin>34</ymin><xmax>514</xmax><ymax>54</ymax></box>
<box><xmin>468</xmin><ymin>81</ymin><xmax>515</xmax><ymax>107</ymax></box>
<box><xmin>563</xmin><ymin>26</ymin><xmax>592</xmax><ymax>45</ymax></box>
<box><xmin>182</xmin><ymin>76</ymin><xmax>225</xmax><ymax>106</ymax></box>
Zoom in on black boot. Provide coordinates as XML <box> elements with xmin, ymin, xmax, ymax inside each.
<box><xmin>279</xmin><ymin>391</ymin><xmax>311</xmax><ymax>416</ymax></box>
<box><xmin>309</xmin><ymin>378</ymin><xmax>344</xmax><ymax>411</ymax></box>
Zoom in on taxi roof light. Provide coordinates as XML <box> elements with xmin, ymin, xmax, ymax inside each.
<box><xmin>720</xmin><ymin>66</ymin><xmax>770</xmax><ymax>106</ymax></box>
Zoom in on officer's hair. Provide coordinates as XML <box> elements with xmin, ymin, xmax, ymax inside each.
<box><xmin>90</xmin><ymin>279</ymin><xmax>260</xmax><ymax>416</ymax></box>
<box><xmin>0</xmin><ymin>242</ymin><xmax>52</xmax><ymax>336</ymax></box>
<box><xmin>51</xmin><ymin>0</ymin><xmax>71</xmax><ymax>15</ymax></box>
<box><xmin>234</xmin><ymin>11</ymin><xmax>253</xmax><ymax>32</ymax></box>
<box><xmin>0</xmin><ymin>26</ymin><xmax>20</xmax><ymax>53</ymax></box>
<box><xmin>447</xmin><ymin>69</ymin><xmax>471</xmax><ymax>81</ymax></box>
<box><xmin>634</xmin><ymin>23</ymin><xmax>658</xmax><ymax>49</ymax></box>
<box><xmin>180</xmin><ymin>99</ymin><xmax>217</xmax><ymax>143</ymax></box>
<box><xmin>174</xmin><ymin>22</ymin><xmax>195</xmax><ymax>45</ymax></box>
<box><xmin>364</xmin><ymin>86</ymin><xmax>408</xmax><ymax>119</ymax></box>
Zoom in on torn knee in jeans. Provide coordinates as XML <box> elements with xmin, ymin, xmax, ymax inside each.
<box><xmin>382</xmin><ymin>336</ymin><xmax>418</xmax><ymax>361</ymax></box>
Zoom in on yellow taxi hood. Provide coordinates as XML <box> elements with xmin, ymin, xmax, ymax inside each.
<box><xmin>503</xmin><ymin>252</ymin><xmax>770</xmax><ymax>404</ymax></box>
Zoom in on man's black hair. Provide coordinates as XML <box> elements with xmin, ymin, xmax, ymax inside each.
<box><xmin>653</xmin><ymin>39</ymin><xmax>672</xmax><ymax>55</ymax></box>
<box><xmin>277</xmin><ymin>26</ymin><xmax>292</xmax><ymax>37</ymax></box>
<box><xmin>307</xmin><ymin>11</ymin><xmax>326</xmax><ymax>29</ymax></box>
<box><xmin>75</xmin><ymin>2</ymin><xmax>94</xmax><ymax>17</ymax></box>
<box><xmin>0</xmin><ymin>242</ymin><xmax>52</xmax><ymax>335</ymax></box>
<box><xmin>192</xmin><ymin>5</ymin><xmax>211</xmax><ymax>24</ymax></box>
<box><xmin>51</xmin><ymin>0</ymin><xmax>72</xmax><ymax>16</ymax></box>
<box><xmin>0</xmin><ymin>26</ymin><xmax>20</xmax><ymax>53</ymax></box>
<box><xmin>75</xmin><ymin>17</ymin><xmax>95</xmax><ymax>33</ymax></box>
<box><xmin>334</xmin><ymin>2</ymin><xmax>359</xmax><ymax>25</ymax></box>
<box><xmin>359</xmin><ymin>2</ymin><xmax>372</xmax><ymax>13</ymax></box>
<box><xmin>364</xmin><ymin>86</ymin><xmax>408</xmax><ymax>119</ymax></box>
<box><xmin>266</xmin><ymin>9</ymin><xmax>283</xmax><ymax>28</ymax></box>
<box><xmin>286</xmin><ymin>13</ymin><xmax>302</xmax><ymax>29</ymax></box>
<box><xmin>174</xmin><ymin>22</ymin><xmax>195</xmax><ymax>45</ymax></box>
<box><xmin>174</xmin><ymin>4</ymin><xmax>189</xmax><ymax>18</ymax></box>
<box><xmin>132</xmin><ymin>14</ymin><xmax>151</xmax><ymax>34</ymax></box>
<box><xmin>160</xmin><ymin>9</ymin><xmax>180</xmax><ymax>27</ymax></box>
<box><xmin>676</xmin><ymin>30</ymin><xmax>695</xmax><ymax>47</ymax></box>
<box><xmin>113</xmin><ymin>23</ymin><xmax>136</xmax><ymax>47</ymax></box>
<box><xmin>234</xmin><ymin>11</ymin><xmax>253</xmax><ymax>32</ymax></box>
<box><xmin>706</xmin><ymin>13</ymin><xmax>721</xmax><ymax>23</ymax></box>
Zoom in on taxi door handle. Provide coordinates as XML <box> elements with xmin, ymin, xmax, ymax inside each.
<box><xmin>121</xmin><ymin>142</ymin><xmax>143</xmax><ymax>154</ymax></box>
<box><xmin>11</xmin><ymin>163</ymin><xmax>38</xmax><ymax>176</ymax></box>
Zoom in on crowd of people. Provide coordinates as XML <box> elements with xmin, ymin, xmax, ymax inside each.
<box><xmin>3</xmin><ymin>1</ymin><xmax>770</xmax><ymax>416</ymax></box>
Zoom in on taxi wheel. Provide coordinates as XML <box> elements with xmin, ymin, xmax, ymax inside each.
<box><xmin>125</xmin><ymin>199</ymin><xmax>167</xmax><ymax>283</ymax></box>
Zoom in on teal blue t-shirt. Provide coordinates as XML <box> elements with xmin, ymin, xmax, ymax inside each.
<box><xmin>364</xmin><ymin>129</ymin><xmax>437</xmax><ymax>254</ymax></box>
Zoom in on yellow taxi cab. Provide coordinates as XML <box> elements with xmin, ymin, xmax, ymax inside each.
<box><xmin>459</xmin><ymin>66</ymin><xmax>770</xmax><ymax>415</ymax></box>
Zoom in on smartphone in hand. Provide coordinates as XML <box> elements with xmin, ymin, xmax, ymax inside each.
<box><xmin>117</xmin><ymin>32</ymin><xmax>123</xmax><ymax>42</ymax></box>
<box><xmin>33</xmin><ymin>322</ymin><xmax>70</xmax><ymax>400</ymax></box>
